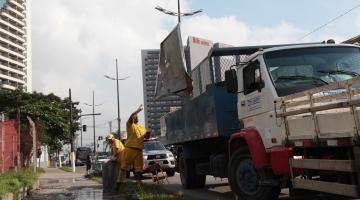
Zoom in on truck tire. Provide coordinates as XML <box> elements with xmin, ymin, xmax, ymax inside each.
<box><xmin>228</xmin><ymin>148</ymin><xmax>280</xmax><ymax>200</ymax></box>
<box><xmin>166</xmin><ymin>169</ymin><xmax>175</xmax><ymax>177</ymax></box>
<box><xmin>179</xmin><ymin>153</ymin><xmax>206</xmax><ymax>189</ymax></box>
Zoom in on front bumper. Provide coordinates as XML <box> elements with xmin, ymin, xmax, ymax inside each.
<box><xmin>143</xmin><ymin>158</ymin><xmax>175</xmax><ymax>172</ymax></box>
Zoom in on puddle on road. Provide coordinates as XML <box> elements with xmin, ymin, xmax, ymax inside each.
<box><xmin>28</xmin><ymin>187</ymin><xmax>135</xmax><ymax>200</ymax></box>
<box><xmin>29</xmin><ymin>178</ymin><xmax>137</xmax><ymax>200</ymax></box>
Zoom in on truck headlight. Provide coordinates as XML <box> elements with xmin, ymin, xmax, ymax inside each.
<box><xmin>167</xmin><ymin>153</ymin><xmax>174</xmax><ymax>158</ymax></box>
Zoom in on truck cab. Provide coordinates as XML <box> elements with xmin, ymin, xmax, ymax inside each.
<box><xmin>225</xmin><ymin>43</ymin><xmax>360</xmax><ymax>199</ymax></box>
<box><xmin>229</xmin><ymin>44</ymin><xmax>360</xmax><ymax>150</ymax></box>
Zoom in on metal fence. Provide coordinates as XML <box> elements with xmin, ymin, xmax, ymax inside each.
<box><xmin>0</xmin><ymin>113</ymin><xmax>19</xmax><ymax>173</ymax></box>
<box><xmin>190</xmin><ymin>52</ymin><xmax>249</xmax><ymax>98</ymax></box>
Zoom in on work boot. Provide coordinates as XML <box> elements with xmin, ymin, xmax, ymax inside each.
<box><xmin>115</xmin><ymin>181</ymin><xmax>122</xmax><ymax>191</ymax></box>
<box><xmin>135</xmin><ymin>172</ymin><xmax>143</xmax><ymax>188</ymax></box>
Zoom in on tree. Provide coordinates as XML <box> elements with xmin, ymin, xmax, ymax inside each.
<box><xmin>0</xmin><ymin>89</ymin><xmax>81</xmax><ymax>152</ymax></box>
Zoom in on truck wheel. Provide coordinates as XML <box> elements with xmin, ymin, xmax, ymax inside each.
<box><xmin>179</xmin><ymin>153</ymin><xmax>206</xmax><ymax>189</ymax></box>
<box><xmin>228</xmin><ymin>149</ymin><xmax>280</xmax><ymax>200</ymax></box>
<box><xmin>166</xmin><ymin>169</ymin><xmax>175</xmax><ymax>177</ymax></box>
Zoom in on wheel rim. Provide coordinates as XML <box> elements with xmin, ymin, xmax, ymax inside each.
<box><xmin>236</xmin><ymin>159</ymin><xmax>260</xmax><ymax>195</ymax></box>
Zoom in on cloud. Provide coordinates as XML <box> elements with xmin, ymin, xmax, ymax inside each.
<box><xmin>32</xmin><ymin>0</ymin><xmax>358</xmax><ymax>148</ymax></box>
<box><xmin>181</xmin><ymin>15</ymin><xmax>307</xmax><ymax>45</ymax></box>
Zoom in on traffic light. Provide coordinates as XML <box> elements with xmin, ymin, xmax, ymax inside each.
<box><xmin>82</xmin><ymin>125</ymin><xmax>87</xmax><ymax>132</ymax></box>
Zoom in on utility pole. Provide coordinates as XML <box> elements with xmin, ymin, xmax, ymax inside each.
<box><xmin>27</xmin><ymin>116</ymin><xmax>36</xmax><ymax>173</ymax></box>
<box><xmin>109</xmin><ymin>121</ymin><xmax>112</xmax><ymax>134</ymax></box>
<box><xmin>80</xmin><ymin>111</ymin><xmax>83</xmax><ymax>147</ymax></box>
<box><xmin>92</xmin><ymin>91</ymin><xmax>96</xmax><ymax>153</ymax></box>
<box><xmin>69</xmin><ymin>89</ymin><xmax>76</xmax><ymax>173</ymax></box>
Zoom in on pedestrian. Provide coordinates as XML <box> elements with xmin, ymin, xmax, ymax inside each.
<box><xmin>86</xmin><ymin>154</ymin><xmax>92</xmax><ymax>175</ymax></box>
<box><xmin>106</xmin><ymin>133</ymin><xmax>125</xmax><ymax>188</ymax></box>
<box><xmin>119</xmin><ymin>104</ymin><xmax>150</xmax><ymax>187</ymax></box>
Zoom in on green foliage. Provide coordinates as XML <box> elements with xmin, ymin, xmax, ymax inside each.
<box><xmin>0</xmin><ymin>169</ymin><xmax>38</xmax><ymax>198</ymax></box>
<box><xmin>0</xmin><ymin>89</ymin><xmax>81</xmax><ymax>151</ymax></box>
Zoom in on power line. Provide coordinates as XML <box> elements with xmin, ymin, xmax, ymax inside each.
<box><xmin>296</xmin><ymin>3</ymin><xmax>360</xmax><ymax>42</ymax></box>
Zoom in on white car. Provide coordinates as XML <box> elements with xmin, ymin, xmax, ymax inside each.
<box><xmin>142</xmin><ymin>138</ymin><xmax>176</xmax><ymax>177</ymax></box>
<box><xmin>97</xmin><ymin>155</ymin><xmax>110</xmax><ymax>163</ymax></box>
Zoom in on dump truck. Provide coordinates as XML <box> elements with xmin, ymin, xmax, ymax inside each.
<box><xmin>160</xmin><ymin>41</ymin><xmax>360</xmax><ymax>199</ymax></box>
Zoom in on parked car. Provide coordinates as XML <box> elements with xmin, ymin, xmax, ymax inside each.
<box><xmin>76</xmin><ymin>147</ymin><xmax>92</xmax><ymax>166</ymax></box>
<box><xmin>142</xmin><ymin>138</ymin><xmax>176</xmax><ymax>177</ymax></box>
<box><xmin>96</xmin><ymin>152</ymin><xmax>111</xmax><ymax>163</ymax></box>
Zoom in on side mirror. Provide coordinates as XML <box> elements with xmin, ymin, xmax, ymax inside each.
<box><xmin>255</xmin><ymin>80</ymin><xmax>265</xmax><ymax>92</ymax></box>
<box><xmin>225</xmin><ymin>69</ymin><xmax>238</xmax><ymax>93</ymax></box>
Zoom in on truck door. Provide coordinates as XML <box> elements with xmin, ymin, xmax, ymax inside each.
<box><xmin>239</xmin><ymin>59</ymin><xmax>281</xmax><ymax>148</ymax></box>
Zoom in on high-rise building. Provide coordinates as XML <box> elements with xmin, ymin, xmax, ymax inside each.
<box><xmin>141</xmin><ymin>49</ymin><xmax>183</xmax><ymax>135</ymax></box>
<box><xmin>0</xmin><ymin>0</ymin><xmax>32</xmax><ymax>91</ymax></box>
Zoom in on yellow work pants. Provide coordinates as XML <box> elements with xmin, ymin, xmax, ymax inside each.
<box><xmin>116</xmin><ymin>152</ymin><xmax>123</xmax><ymax>183</ymax></box>
<box><xmin>121</xmin><ymin>147</ymin><xmax>143</xmax><ymax>173</ymax></box>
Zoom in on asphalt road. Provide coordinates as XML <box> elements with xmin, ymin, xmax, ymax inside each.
<box><xmin>142</xmin><ymin>173</ymin><xmax>355</xmax><ymax>200</ymax></box>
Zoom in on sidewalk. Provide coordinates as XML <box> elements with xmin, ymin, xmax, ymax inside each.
<box><xmin>29</xmin><ymin>167</ymin><xmax>103</xmax><ymax>200</ymax></box>
<box><xmin>39</xmin><ymin>167</ymin><xmax>91</xmax><ymax>180</ymax></box>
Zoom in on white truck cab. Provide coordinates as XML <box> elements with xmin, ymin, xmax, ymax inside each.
<box><xmin>232</xmin><ymin>44</ymin><xmax>360</xmax><ymax>150</ymax></box>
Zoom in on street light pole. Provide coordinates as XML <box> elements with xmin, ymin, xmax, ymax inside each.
<box><xmin>116</xmin><ymin>59</ymin><xmax>121</xmax><ymax>136</ymax></box>
<box><xmin>177</xmin><ymin>0</ymin><xmax>181</xmax><ymax>23</ymax></box>
<box><xmin>155</xmin><ymin>0</ymin><xmax>202</xmax><ymax>22</ymax></box>
<box><xmin>104</xmin><ymin>61</ymin><xmax>129</xmax><ymax>139</ymax></box>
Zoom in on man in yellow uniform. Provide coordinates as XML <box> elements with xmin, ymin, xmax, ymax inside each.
<box><xmin>106</xmin><ymin>133</ymin><xmax>125</xmax><ymax>187</ymax></box>
<box><xmin>120</xmin><ymin>104</ymin><xmax>150</xmax><ymax>185</ymax></box>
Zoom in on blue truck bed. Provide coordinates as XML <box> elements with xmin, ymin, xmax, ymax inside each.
<box><xmin>163</xmin><ymin>85</ymin><xmax>240</xmax><ymax>145</ymax></box>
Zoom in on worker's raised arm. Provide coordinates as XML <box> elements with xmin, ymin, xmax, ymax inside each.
<box><xmin>127</xmin><ymin>104</ymin><xmax>143</xmax><ymax>125</ymax></box>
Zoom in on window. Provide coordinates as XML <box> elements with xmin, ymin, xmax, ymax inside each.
<box><xmin>264</xmin><ymin>47</ymin><xmax>360</xmax><ymax>96</ymax></box>
<box><xmin>243</xmin><ymin>60</ymin><xmax>261</xmax><ymax>95</ymax></box>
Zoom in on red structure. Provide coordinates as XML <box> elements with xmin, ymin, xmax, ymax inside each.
<box><xmin>0</xmin><ymin>120</ymin><xmax>19</xmax><ymax>173</ymax></box>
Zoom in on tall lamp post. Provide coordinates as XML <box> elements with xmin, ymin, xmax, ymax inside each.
<box><xmin>104</xmin><ymin>59</ymin><xmax>130</xmax><ymax>138</ymax></box>
<box><xmin>155</xmin><ymin>0</ymin><xmax>202</xmax><ymax>23</ymax></box>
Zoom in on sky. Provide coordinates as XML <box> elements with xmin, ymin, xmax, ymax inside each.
<box><xmin>32</xmin><ymin>0</ymin><xmax>360</xmax><ymax>149</ymax></box>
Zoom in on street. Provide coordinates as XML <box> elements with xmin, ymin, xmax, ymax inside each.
<box><xmin>143</xmin><ymin>173</ymin><xmax>353</xmax><ymax>200</ymax></box>
<box><xmin>28</xmin><ymin>166</ymin><xmax>355</xmax><ymax>200</ymax></box>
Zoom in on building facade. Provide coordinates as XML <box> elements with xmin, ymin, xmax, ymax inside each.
<box><xmin>141</xmin><ymin>49</ymin><xmax>183</xmax><ymax>135</ymax></box>
<box><xmin>0</xmin><ymin>0</ymin><xmax>31</xmax><ymax>91</ymax></box>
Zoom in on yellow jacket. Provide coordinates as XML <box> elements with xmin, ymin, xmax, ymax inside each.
<box><xmin>125</xmin><ymin>121</ymin><xmax>147</xmax><ymax>149</ymax></box>
<box><xmin>112</xmin><ymin>139</ymin><xmax>125</xmax><ymax>156</ymax></box>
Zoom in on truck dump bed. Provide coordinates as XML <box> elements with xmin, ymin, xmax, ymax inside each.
<box><xmin>163</xmin><ymin>85</ymin><xmax>240</xmax><ymax>144</ymax></box>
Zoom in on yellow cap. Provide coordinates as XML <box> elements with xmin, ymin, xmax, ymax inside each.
<box><xmin>106</xmin><ymin>134</ymin><xmax>114</xmax><ymax>140</ymax></box>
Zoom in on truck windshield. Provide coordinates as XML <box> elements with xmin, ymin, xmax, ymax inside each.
<box><xmin>264</xmin><ymin>47</ymin><xmax>360</xmax><ymax>96</ymax></box>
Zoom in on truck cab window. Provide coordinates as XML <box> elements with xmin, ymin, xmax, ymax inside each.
<box><xmin>243</xmin><ymin>60</ymin><xmax>261</xmax><ymax>95</ymax></box>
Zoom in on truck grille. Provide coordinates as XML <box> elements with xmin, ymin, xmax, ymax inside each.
<box><xmin>147</xmin><ymin>154</ymin><xmax>166</xmax><ymax>160</ymax></box>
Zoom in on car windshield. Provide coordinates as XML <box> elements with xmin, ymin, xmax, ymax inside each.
<box><xmin>144</xmin><ymin>141</ymin><xmax>166</xmax><ymax>151</ymax></box>
<box><xmin>264</xmin><ymin>47</ymin><xmax>360</xmax><ymax>96</ymax></box>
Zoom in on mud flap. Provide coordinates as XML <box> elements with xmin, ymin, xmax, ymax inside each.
<box><xmin>353</xmin><ymin>146</ymin><xmax>360</xmax><ymax>194</ymax></box>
